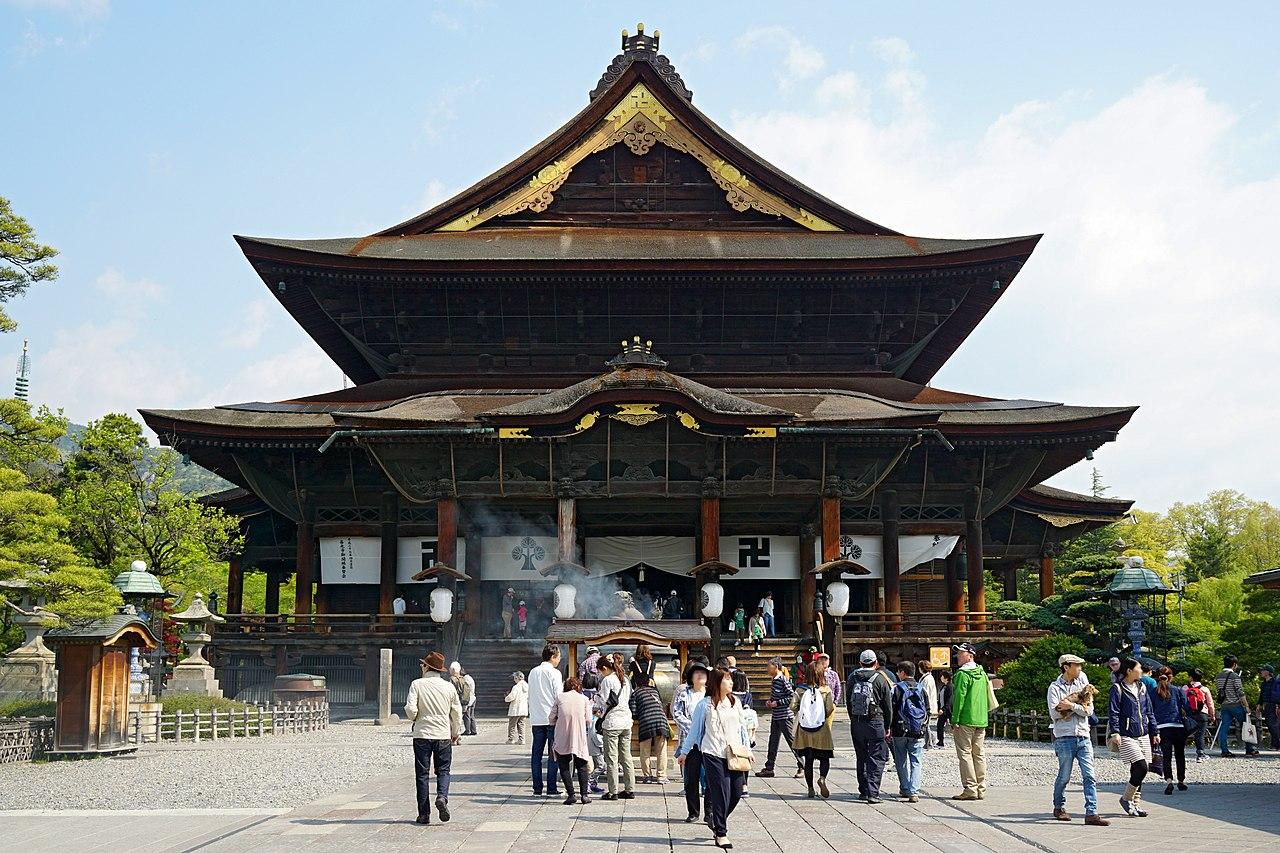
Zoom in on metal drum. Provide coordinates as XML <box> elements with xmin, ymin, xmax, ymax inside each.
<box><xmin>272</xmin><ymin>673</ymin><xmax>328</xmax><ymax>707</ymax></box>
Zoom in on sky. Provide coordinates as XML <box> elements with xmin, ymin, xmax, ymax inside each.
<box><xmin>2</xmin><ymin>1</ymin><xmax>1278</xmax><ymax>512</ymax></box>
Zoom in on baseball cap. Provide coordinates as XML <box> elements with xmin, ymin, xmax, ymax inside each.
<box><xmin>1261</xmin><ymin>663</ymin><xmax>1275</xmax><ymax>674</ymax></box>
<box><xmin>1058</xmin><ymin>654</ymin><xmax>1086</xmax><ymax>666</ymax></box>
<box><xmin>859</xmin><ymin>649</ymin><xmax>877</xmax><ymax>666</ymax></box>
<box><xmin>952</xmin><ymin>642</ymin><xmax>977</xmax><ymax>655</ymax></box>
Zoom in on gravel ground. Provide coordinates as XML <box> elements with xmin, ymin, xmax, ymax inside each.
<box><xmin>0</xmin><ymin>719</ymin><xmax>414</xmax><ymax>810</ymax></box>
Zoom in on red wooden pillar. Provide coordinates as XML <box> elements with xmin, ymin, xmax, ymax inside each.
<box><xmin>294</xmin><ymin>520</ymin><xmax>314</xmax><ymax>616</ymax></box>
<box><xmin>820</xmin><ymin>487</ymin><xmax>845</xmax><ymax>678</ymax></box>
<box><xmin>700</xmin><ymin>486</ymin><xmax>721</xmax><ymax>662</ymax></box>
<box><xmin>945</xmin><ymin>542</ymin><xmax>965</xmax><ymax>632</ymax></box>
<box><xmin>1040</xmin><ymin>552</ymin><xmax>1056</xmax><ymax>600</ymax></box>
<box><xmin>226</xmin><ymin>556</ymin><xmax>244</xmax><ymax>614</ymax></box>
<box><xmin>881</xmin><ymin>491</ymin><xmax>901</xmax><ymax>628</ymax></box>
<box><xmin>438</xmin><ymin>495</ymin><xmax>463</xmax><ymax>654</ymax></box>
<box><xmin>378</xmin><ymin>491</ymin><xmax>399</xmax><ymax>616</ymax></box>
<box><xmin>965</xmin><ymin>488</ymin><xmax>985</xmax><ymax>629</ymax></box>
<box><xmin>1002</xmin><ymin>562</ymin><xmax>1018</xmax><ymax>602</ymax></box>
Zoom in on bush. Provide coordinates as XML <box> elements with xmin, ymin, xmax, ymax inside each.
<box><xmin>992</xmin><ymin>600</ymin><xmax>1039</xmax><ymax>621</ymax></box>
<box><xmin>158</xmin><ymin>694</ymin><xmax>250</xmax><ymax>715</ymax></box>
<box><xmin>0</xmin><ymin>698</ymin><xmax>56</xmax><ymax>718</ymax></box>
<box><xmin>995</xmin><ymin>635</ymin><xmax>1111</xmax><ymax>712</ymax></box>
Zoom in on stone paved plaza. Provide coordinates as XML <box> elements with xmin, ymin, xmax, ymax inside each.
<box><xmin>2</xmin><ymin>714</ymin><xmax>1277</xmax><ymax>852</ymax></box>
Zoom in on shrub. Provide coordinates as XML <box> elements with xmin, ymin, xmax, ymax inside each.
<box><xmin>995</xmin><ymin>635</ymin><xmax>1111</xmax><ymax>712</ymax></box>
<box><xmin>0</xmin><ymin>698</ymin><xmax>56</xmax><ymax>718</ymax></box>
<box><xmin>158</xmin><ymin>694</ymin><xmax>250</xmax><ymax>715</ymax></box>
<box><xmin>992</xmin><ymin>600</ymin><xmax>1039</xmax><ymax>621</ymax></box>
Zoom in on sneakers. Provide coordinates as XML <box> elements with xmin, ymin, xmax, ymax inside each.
<box><xmin>414</xmin><ymin>815</ymin><xmax>430</xmax><ymax>825</ymax></box>
<box><xmin>617</xmin><ymin>790</ymin><xmax>635</xmax><ymax>800</ymax></box>
<box><xmin>952</xmin><ymin>792</ymin><xmax>979</xmax><ymax>801</ymax></box>
<box><xmin>908</xmin><ymin>795</ymin><xmax>920</xmax><ymax>803</ymax></box>
<box><xmin>601</xmin><ymin>793</ymin><xmax>617</xmax><ymax>801</ymax></box>
<box><xmin>793</xmin><ymin>767</ymin><xmax>805</xmax><ymax>779</ymax></box>
<box><xmin>563</xmin><ymin>794</ymin><xmax>577</xmax><ymax>805</ymax></box>
<box><xmin>1164</xmin><ymin>783</ymin><xmax>1174</xmax><ymax>795</ymax></box>
<box><xmin>1084</xmin><ymin>814</ymin><xmax>1110</xmax><ymax>826</ymax></box>
<box><xmin>866</xmin><ymin>797</ymin><xmax>883</xmax><ymax>805</ymax></box>
<box><xmin>1177</xmin><ymin>782</ymin><xmax>1188</xmax><ymax>791</ymax></box>
<box><xmin>1053</xmin><ymin>808</ymin><xmax>1071</xmax><ymax>821</ymax></box>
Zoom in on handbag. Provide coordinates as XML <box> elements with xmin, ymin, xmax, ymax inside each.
<box><xmin>1242</xmin><ymin>717</ymin><xmax>1259</xmax><ymax>745</ymax></box>
<box><xmin>595</xmin><ymin>681</ymin><xmax>620</xmax><ymax>735</ymax></box>
<box><xmin>713</xmin><ymin>705</ymin><xmax>753</xmax><ymax>772</ymax></box>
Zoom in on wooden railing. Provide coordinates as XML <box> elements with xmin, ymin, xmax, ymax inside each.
<box><xmin>127</xmin><ymin>701</ymin><xmax>329</xmax><ymax>744</ymax></box>
<box><xmin>219</xmin><ymin>613</ymin><xmax>444</xmax><ymax>640</ymax></box>
<box><xmin>840</xmin><ymin>611</ymin><xmax>1040</xmax><ymax>635</ymax></box>
<box><xmin>0</xmin><ymin>717</ymin><xmax>54</xmax><ymax>764</ymax></box>
<box><xmin>985</xmin><ymin>706</ymin><xmax>1269</xmax><ymax>751</ymax></box>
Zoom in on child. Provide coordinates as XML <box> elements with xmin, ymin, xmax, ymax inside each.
<box><xmin>504</xmin><ymin>671</ymin><xmax>528</xmax><ymax>745</ymax></box>
<box><xmin>732</xmin><ymin>604</ymin><xmax>747</xmax><ymax>643</ymax></box>
<box><xmin>741</xmin><ymin>698</ymin><xmax>759</xmax><ymax>798</ymax></box>
<box><xmin>517</xmin><ymin>600</ymin><xmax>528</xmax><ymax>637</ymax></box>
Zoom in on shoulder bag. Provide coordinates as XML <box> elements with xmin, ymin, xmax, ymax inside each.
<box><xmin>714</xmin><ymin>704</ymin><xmax>753</xmax><ymax>772</ymax></box>
<box><xmin>595</xmin><ymin>679</ymin><xmax>620</xmax><ymax>735</ymax></box>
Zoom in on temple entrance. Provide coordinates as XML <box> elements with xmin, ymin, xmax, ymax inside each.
<box><xmin>723</xmin><ymin>579</ymin><xmax>793</xmax><ymax>637</ymax></box>
<box><xmin>597</xmin><ymin>565</ymin><xmax>697</xmax><ymax>620</ymax></box>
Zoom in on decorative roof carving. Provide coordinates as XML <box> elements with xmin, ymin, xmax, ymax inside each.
<box><xmin>590</xmin><ymin>23</ymin><xmax>692</xmax><ymax>103</ymax></box>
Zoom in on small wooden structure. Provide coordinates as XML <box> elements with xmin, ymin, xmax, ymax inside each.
<box><xmin>44</xmin><ymin>614</ymin><xmax>158</xmax><ymax>757</ymax></box>
<box><xmin>543</xmin><ymin>618</ymin><xmax>710</xmax><ymax>675</ymax></box>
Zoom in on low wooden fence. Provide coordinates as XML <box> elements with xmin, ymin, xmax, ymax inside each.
<box><xmin>0</xmin><ymin>717</ymin><xmax>54</xmax><ymax>764</ymax></box>
<box><xmin>985</xmin><ymin>707</ymin><xmax>1270</xmax><ymax>750</ymax></box>
<box><xmin>127</xmin><ymin>701</ymin><xmax>329</xmax><ymax>745</ymax></box>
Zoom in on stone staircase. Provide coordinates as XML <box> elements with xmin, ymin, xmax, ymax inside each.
<box><xmin>727</xmin><ymin>636</ymin><xmax>809</xmax><ymax>697</ymax></box>
<box><xmin>455</xmin><ymin>638</ymin><xmax>549</xmax><ymax>716</ymax></box>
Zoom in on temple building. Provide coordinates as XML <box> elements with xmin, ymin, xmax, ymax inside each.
<box><xmin>141</xmin><ymin>26</ymin><xmax>1135</xmax><ymax>704</ymax></box>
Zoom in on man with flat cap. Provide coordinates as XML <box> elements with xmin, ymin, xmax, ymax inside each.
<box><xmin>406</xmin><ymin>651</ymin><xmax>463</xmax><ymax>825</ymax></box>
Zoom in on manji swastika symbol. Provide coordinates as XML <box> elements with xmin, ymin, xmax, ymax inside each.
<box><xmin>738</xmin><ymin>536</ymin><xmax>771</xmax><ymax>568</ymax></box>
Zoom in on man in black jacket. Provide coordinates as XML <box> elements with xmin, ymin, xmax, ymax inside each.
<box><xmin>847</xmin><ymin>648</ymin><xmax>894</xmax><ymax>803</ymax></box>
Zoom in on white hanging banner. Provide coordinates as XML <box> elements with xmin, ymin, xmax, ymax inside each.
<box><xmin>720</xmin><ymin>535</ymin><xmax>801</xmax><ymax>579</ymax></box>
<box><xmin>817</xmin><ymin>534</ymin><xmax>961</xmax><ymax>579</ymax></box>
<box><xmin>320</xmin><ymin>537</ymin><xmax>468</xmax><ymax>584</ymax></box>
<box><xmin>585</xmin><ymin>536</ymin><xmax>696</xmax><ymax>576</ymax></box>
<box><xmin>481</xmin><ymin>535</ymin><xmax>558</xmax><ymax>580</ymax></box>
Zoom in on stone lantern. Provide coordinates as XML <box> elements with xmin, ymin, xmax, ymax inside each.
<box><xmin>167</xmin><ymin>593</ymin><xmax>226</xmax><ymax>697</ymax></box>
<box><xmin>0</xmin><ymin>579</ymin><xmax>59</xmax><ymax>702</ymax></box>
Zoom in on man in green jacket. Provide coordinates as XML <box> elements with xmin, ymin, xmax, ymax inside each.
<box><xmin>950</xmin><ymin>642</ymin><xmax>991</xmax><ymax>800</ymax></box>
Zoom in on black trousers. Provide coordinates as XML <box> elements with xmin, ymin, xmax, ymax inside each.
<box><xmin>413</xmin><ymin>738</ymin><xmax>452</xmax><ymax>818</ymax></box>
<box><xmin>682</xmin><ymin>746</ymin><xmax>704</xmax><ymax>817</ymax></box>
<box><xmin>1159</xmin><ymin>727</ymin><xmax>1188</xmax><ymax>782</ymax></box>
<box><xmin>1188</xmin><ymin>712</ymin><xmax>1208</xmax><ymax>755</ymax></box>
<box><xmin>851</xmin><ymin>717</ymin><xmax>888</xmax><ymax>798</ymax></box>
<box><xmin>702</xmin><ymin>753</ymin><xmax>744</xmax><ymax>837</ymax></box>
<box><xmin>556</xmin><ymin>753</ymin><xmax>589</xmax><ymax>798</ymax></box>
<box><xmin>764</xmin><ymin>716</ymin><xmax>800</xmax><ymax>771</ymax></box>
<box><xmin>802</xmin><ymin>750</ymin><xmax>831</xmax><ymax>789</ymax></box>
<box><xmin>936</xmin><ymin>710</ymin><xmax>949</xmax><ymax>746</ymax></box>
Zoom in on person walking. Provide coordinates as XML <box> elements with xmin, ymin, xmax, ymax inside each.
<box><xmin>673</xmin><ymin>659</ymin><xmax>710</xmax><ymax>822</ymax></box>
<box><xmin>549</xmin><ymin>676</ymin><xmax>594</xmax><ymax>805</ymax></box>
<box><xmin>936</xmin><ymin>669</ymin><xmax>953</xmax><ymax>747</ymax></box>
<box><xmin>505</xmin><ymin>671</ymin><xmax>529</xmax><ymax>745</ymax></box>
<box><xmin>747</xmin><ymin>608</ymin><xmax>766</xmax><ymax>656</ymax></box>
<box><xmin>680</xmin><ymin>666</ymin><xmax>751</xmax><ymax>849</ymax></box>
<box><xmin>392</xmin><ymin>594</ymin><xmax>407</xmax><ymax>616</ymax></box>
<box><xmin>1151</xmin><ymin>665</ymin><xmax>1190</xmax><ymax>795</ymax></box>
<box><xmin>950</xmin><ymin>642</ymin><xmax>991</xmax><ymax>801</ymax></box>
<box><xmin>631</xmin><ymin>671</ymin><xmax>670</xmax><ymax>784</ymax></box>
<box><xmin>846</xmin><ymin>648</ymin><xmax>893</xmax><ymax>803</ymax></box>
<box><xmin>1047</xmin><ymin>653</ymin><xmax>1108</xmax><ymax>825</ymax></box>
<box><xmin>1214</xmin><ymin>655</ymin><xmax>1259</xmax><ymax>757</ymax></box>
<box><xmin>528</xmin><ymin>644</ymin><xmax>565</xmax><ymax>797</ymax></box>
<box><xmin>816</xmin><ymin>653</ymin><xmax>842</xmax><ymax>705</ymax></box>
<box><xmin>1184</xmin><ymin>667</ymin><xmax>1214</xmax><ymax>761</ymax></box>
<box><xmin>405</xmin><ymin>651</ymin><xmax>462</xmax><ymax>825</ymax></box>
<box><xmin>758</xmin><ymin>592</ymin><xmax>776</xmax><ymax>636</ymax></box>
<box><xmin>919</xmin><ymin>660</ymin><xmax>939</xmax><ymax>749</ymax></box>
<box><xmin>1109</xmin><ymin>656</ymin><xmax>1160</xmax><ymax>817</ymax></box>
<box><xmin>596</xmin><ymin>656</ymin><xmax>635</xmax><ymax>800</ymax></box>
<box><xmin>451</xmin><ymin>662</ymin><xmax>477</xmax><ymax>736</ymax></box>
<box><xmin>890</xmin><ymin>661</ymin><xmax>929</xmax><ymax>803</ymax></box>
<box><xmin>1260</xmin><ymin>664</ymin><xmax>1280</xmax><ymax>750</ymax></box>
<box><xmin>792</xmin><ymin>662</ymin><xmax>836</xmax><ymax>799</ymax></box>
<box><xmin>731</xmin><ymin>603</ymin><xmax>747</xmax><ymax>644</ymax></box>
<box><xmin>756</xmin><ymin>656</ymin><xmax>803</xmax><ymax>779</ymax></box>
<box><xmin>517</xmin><ymin>600</ymin><xmax>528</xmax><ymax>638</ymax></box>
<box><xmin>629</xmin><ymin>642</ymin><xmax>657</xmax><ymax>685</ymax></box>
<box><xmin>501</xmin><ymin>588</ymin><xmax>516</xmax><ymax>638</ymax></box>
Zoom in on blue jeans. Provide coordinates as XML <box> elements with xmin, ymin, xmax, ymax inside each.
<box><xmin>530</xmin><ymin>724</ymin><xmax>558</xmax><ymax>794</ymax></box>
<box><xmin>1053</xmin><ymin>735</ymin><xmax>1098</xmax><ymax>815</ymax></box>
<box><xmin>763</xmin><ymin>613</ymin><xmax>775</xmax><ymax>636</ymax></box>
<box><xmin>890</xmin><ymin>736</ymin><xmax>923</xmax><ymax>795</ymax></box>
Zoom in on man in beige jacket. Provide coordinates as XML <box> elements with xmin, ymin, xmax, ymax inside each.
<box><xmin>406</xmin><ymin>651</ymin><xmax>463</xmax><ymax>825</ymax></box>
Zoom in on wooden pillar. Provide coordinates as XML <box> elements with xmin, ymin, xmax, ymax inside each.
<box><xmin>294</xmin><ymin>520</ymin><xmax>314</xmax><ymax>616</ymax></box>
<box><xmin>378</xmin><ymin>491</ymin><xmax>399</xmax><ymax>616</ymax></box>
<box><xmin>965</xmin><ymin>488</ymin><xmax>985</xmax><ymax>629</ymax></box>
<box><xmin>1040</xmin><ymin>552</ymin><xmax>1055</xmax><ymax>600</ymax></box>
<box><xmin>881</xmin><ymin>491</ymin><xmax>901</xmax><ymax>627</ymax></box>
<box><xmin>1002</xmin><ymin>562</ymin><xmax>1018</xmax><ymax>602</ymax></box>
<box><xmin>226</xmin><ymin>557</ymin><xmax>244</xmax><ymax>614</ymax></box>
<box><xmin>944</xmin><ymin>543</ymin><xmax>965</xmax><ymax>632</ymax></box>
<box><xmin>820</xmin><ymin>487</ymin><xmax>845</xmax><ymax>679</ymax></box>
<box><xmin>799</xmin><ymin>523</ymin><xmax>817</xmax><ymax>640</ymax></box>
<box><xmin>700</xmin><ymin>488</ymin><xmax>721</xmax><ymax>663</ymax></box>
<box><xmin>265</xmin><ymin>569</ymin><xmax>282</xmax><ymax>615</ymax></box>
<box><xmin>455</xmin><ymin>519</ymin><xmax>481</xmax><ymax>657</ymax></box>
<box><xmin>557</xmin><ymin>497</ymin><xmax>576</xmax><ymax>563</ymax></box>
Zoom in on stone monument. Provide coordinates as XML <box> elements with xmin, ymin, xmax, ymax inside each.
<box><xmin>166</xmin><ymin>593</ymin><xmax>225</xmax><ymax>697</ymax></box>
<box><xmin>0</xmin><ymin>580</ymin><xmax>59</xmax><ymax>703</ymax></box>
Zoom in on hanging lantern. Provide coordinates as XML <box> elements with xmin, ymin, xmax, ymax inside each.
<box><xmin>553</xmin><ymin>583</ymin><xmax>577</xmax><ymax>619</ymax></box>
<box><xmin>429</xmin><ymin>587</ymin><xmax>454</xmax><ymax>623</ymax></box>
<box><xmin>825</xmin><ymin>580</ymin><xmax>850</xmax><ymax>617</ymax></box>
<box><xmin>700</xmin><ymin>581</ymin><xmax>724</xmax><ymax>618</ymax></box>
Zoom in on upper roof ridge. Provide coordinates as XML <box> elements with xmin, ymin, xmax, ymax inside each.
<box><xmin>591</xmin><ymin>23</ymin><xmax>692</xmax><ymax>102</ymax></box>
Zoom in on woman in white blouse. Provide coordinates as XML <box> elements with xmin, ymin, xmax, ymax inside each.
<box><xmin>679</xmin><ymin>666</ymin><xmax>751</xmax><ymax>849</ymax></box>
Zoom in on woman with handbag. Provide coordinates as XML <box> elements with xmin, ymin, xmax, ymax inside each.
<box><xmin>1108</xmin><ymin>657</ymin><xmax>1160</xmax><ymax>817</ymax></box>
<box><xmin>595</xmin><ymin>656</ymin><xmax>635</xmax><ymax>801</ymax></box>
<box><xmin>679</xmin><ymin>666</ymin><xmax>751</xmax><ymax>849</ymax></box>
<box><xmin>1150</xmin><ymin>665</ymin><xmax>1190</xmax><ymax>795</ymax></box>
<box><xmin>790</xmin><ymin>662</ymin><xmax>836</xmax><ymax>799</ymax></box>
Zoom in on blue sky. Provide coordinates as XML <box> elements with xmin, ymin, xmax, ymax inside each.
<box><xmin>2</xmin><ymin>1</ymin><xmax>1278</xmax><ymax>510</ymax></box>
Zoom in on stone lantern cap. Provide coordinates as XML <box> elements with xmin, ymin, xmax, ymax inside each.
<box><xmin>1106</xmin><ymin>556</ymin><xmax>1176</xmax><ymax>596</ymax></box>
<box><xmin>170</xmin><ymin>593</ymin><xmax>225</xmax><ymax>625</ymax></box>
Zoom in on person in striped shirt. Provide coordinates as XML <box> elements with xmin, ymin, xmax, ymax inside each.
<box><xmin>754</xmin><ymin>657</ymin><xmax>803</xmax><ymax>779</ymax></box>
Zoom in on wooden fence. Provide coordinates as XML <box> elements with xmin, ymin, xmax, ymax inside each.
<box><xmin>127</xmin><ymin>701</ymin><xmax>329</xmax><ymax>745</ymax></box>
<box><xmin>986</xmin><ymin>707</ymin><xmax>1270</xmax><ymax>750</ymax></box>
<box><xmin>0</xmin><ymin>717</ymin><xmax>54</xmax><ymax>764</ymax></box>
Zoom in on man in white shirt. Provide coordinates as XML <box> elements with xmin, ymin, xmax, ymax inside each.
<box><xmin>527</xmin><ymin>644</ymin><xmax>565</xmax><ymax>796</ymax></box>
<box><xmin>758</xmin><ymin>591</ymin><xmax>776</xmax><ymax>636</ymax></box>
<box><xmin>919</xmin><ymin>660</ymin><xmax>939</xmax><ymax>748</ymax></box>
<box><xmin>392</xmin><ymin>595</ymin><xmax>407</xmax><ymax>616</ymax></box>
<box><xmin>405</xmin><ymin>651</ymin><xmax>462</xmax><ymax>825</ymax></box>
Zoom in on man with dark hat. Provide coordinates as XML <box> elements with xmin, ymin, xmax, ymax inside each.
<box><xmin>950</xmin><ymin>642</ymin><xmax>991</xmax><ymax>801</ymax></box>
<box><xmin>405</xmin><ymin>651</ymin><xmax>463</xmax><ymax>825</ymax></box>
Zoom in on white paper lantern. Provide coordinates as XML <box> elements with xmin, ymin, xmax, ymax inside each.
<box><xmin>700</xmin><ymin>581</ymin><xmax>724</xmax><ymax>618</ymax></box>
<box><xmin>553</xmin><ymin>583</ymin><xmax>577</xmax><ymax>619</ymax></box>
<box><xmin>825</xmin><ymin>580</ymin><xmax>850</xmax><ymax>617</ymax></box>
<box><xmin>429</xmin><ymin>587</ymin><xmax>454</xmax><ymax>623</ymax></box>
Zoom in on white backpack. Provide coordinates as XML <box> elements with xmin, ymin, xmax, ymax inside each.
<box><xmin>798</xmin><ymin>687</ymin><xmax>826</xmax><ymax>731</ymax></box>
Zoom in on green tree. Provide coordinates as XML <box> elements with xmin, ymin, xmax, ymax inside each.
<box><xmin>1184</xmin><ymin>523</ymin><xmax>1236</xmax><ymax>582</ymax></box>
<box><xmin>0</xmin><ymin>398</ymin><xmax>68</xmax><ymax>476</ymax></box>
<box><xmin>995</xmin><ymin>634</ymin><xmax>1111</xmax><ymax>712</ymax></box>
<box><xmin>58</xmin><ymin>414</ymin><xmax>242</xmax><ymax>579</ymax></box>
<box><xmin>0</xmin><ymin>197</ymin><xmax>58</xmax><ymax>333</ymax></box>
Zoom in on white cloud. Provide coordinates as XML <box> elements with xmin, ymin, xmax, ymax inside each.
<box><xmin>725</xmin><ymin>41</ymin><xmax>1280</xmax><ymax>509</ymax></box>
<box><xmin>93</xmin><ymin>267</ymin><xmax>165</xmax><ymax>301</ymax></box>
<box><xmin>223</xmin><ymin>298</ymin><xmax>275</xmax><ymax>349</ymax></box>
<box><xmin>196</xmin><ymin>341</ymin><xmax>344</xmax><ymax>407</ymax></box>
<box><xmin>736</xmin><ymin>26</ymin><xmax>826</xmax><ymax>88</ymax></box>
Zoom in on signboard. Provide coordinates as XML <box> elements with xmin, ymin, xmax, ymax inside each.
<box><xmin>320</xmin><ymin>537</ymin><xmax>467</xmax><ymax>584</ymax></box>
<box><xmin>720</xmin><ymin>535</ymin><xmax>801</xmax><ymax>579</ymax></box>
<box><xmin>930</xmin><ymin>646</ymin><xmax>952</xmax><ymax>669</ymax></box>
<box><xmin>480</xmin><ymin>536</ymin><xmax>558</xmax><ymax>581</ymax></box>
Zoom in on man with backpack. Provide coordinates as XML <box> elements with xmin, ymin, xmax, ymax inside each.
<box><xmin>890</xmin><ymin>661</ymin><xmax>928</xmax><ymax>802</ymax></box>
<box><xmin>846</xmin><ymin>648</ymin><xmax>894</xmax><ymax>804</ymax></box>
<box><xmin>950</xmin><ymin>642</ymin><xmax>991</xmax><ymax>800</ymax></box>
